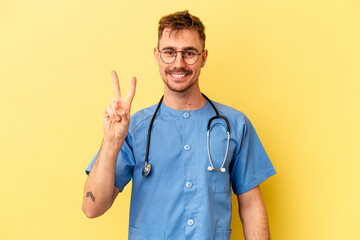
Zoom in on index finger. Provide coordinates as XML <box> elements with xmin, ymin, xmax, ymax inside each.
<box><xmin>111</xmin><ymin>70</ymin><xmax>121</xmax><ymax>101</ymax></box>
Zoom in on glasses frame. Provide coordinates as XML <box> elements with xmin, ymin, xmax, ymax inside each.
<box><xmin>158</xmin><ymin>48</ymin><xmax>204</xmax><ymax>65</ymax></box>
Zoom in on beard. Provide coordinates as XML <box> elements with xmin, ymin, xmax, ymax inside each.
<box><xmin>162</xmin><ymin>67</ymin><xmax>198</xmax><ymax>93</ymax></box>
<box><xmin>163</xmin><ymin>77</ymin><xmax>199</xmax><ymax>93</ymax></box>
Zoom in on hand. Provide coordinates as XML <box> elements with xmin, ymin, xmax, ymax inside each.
<box><xmin>103</xmin><ymin>71</ymin><xmax>136</xmax><ymax>145</ymax></box>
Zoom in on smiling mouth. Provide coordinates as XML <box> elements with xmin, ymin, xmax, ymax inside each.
<box><xmin>168</xmin><ymin>72</ymin><xmax>191</xmax><ymax>80</ymax></box>
<box><xmin>171</xmin><ymin>73</ymin><xmax>186</xmax><ymax>78</ymax></box>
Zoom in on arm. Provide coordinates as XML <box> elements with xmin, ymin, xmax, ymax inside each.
<box><xmin>237</xmin><ymin>185</ymin><xmax>270</xmax><ymax>240</ymax></box>
<box><xmin>82</xmin><ymin>140</ymin><xmax>121</xmax><ymax>218</ymax></box>
<box><xmin>82</xmin><ymin>71</ymin><xmax>136</xmax><ymax>218</ymax></box>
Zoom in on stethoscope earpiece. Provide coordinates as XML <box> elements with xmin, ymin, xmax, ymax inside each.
<box><xmin>207</xmin><ymin>166</ymin><xmax>227</xmax><ymax>172</ymax></box>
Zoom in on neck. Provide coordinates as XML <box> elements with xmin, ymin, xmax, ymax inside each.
<box><xmin>163</xmin><ymin>86</ymin><xmax>206</xmax><ymax>111</ymax></box>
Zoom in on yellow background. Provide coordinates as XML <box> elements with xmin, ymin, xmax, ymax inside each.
<box><xmin>1</xmin><ymin>0</ymin><xmax>359</xmax><ymax>239</ymax></box>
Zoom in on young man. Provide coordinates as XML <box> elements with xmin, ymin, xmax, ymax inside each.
<box><xmin>83</xmin><ymin>10</ymin><xmax>276</xmax><ymax>240</ymax></box>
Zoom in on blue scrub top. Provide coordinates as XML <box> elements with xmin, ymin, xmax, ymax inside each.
<box><xmin>86</xmin><ymin>100</ymin><xmax>276</xmax><ymax>240</ymax></box>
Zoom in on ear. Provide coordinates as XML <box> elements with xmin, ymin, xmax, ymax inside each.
<box><xmin>154</xmin><ymin>47</ymin><xmax>159</xmax><ymax>65</ymax></box>
<box><xmin>201</xmin><ymin>49</ymin><xmax>208</xmax><ymax>68</ymax></box>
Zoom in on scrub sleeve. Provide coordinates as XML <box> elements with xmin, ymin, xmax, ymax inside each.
<box><xmin>85</xmin><ymin>135</ymin><xmax>135</xmax><ymax>192</ymax></box>
<box><xmin>230</xmin><ymin>115</ymin><xmax>276</xmax><ymax>194</ymax></box>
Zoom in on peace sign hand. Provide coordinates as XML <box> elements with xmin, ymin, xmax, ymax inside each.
<box><xmin>103</xmin><ymin>71</ymin><xmax>137</xmax><ymax>146</ymax></box>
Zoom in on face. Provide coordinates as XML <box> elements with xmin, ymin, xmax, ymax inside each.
<box><xmin>154</xmin><ymin>28</ymin><xmax>208</xmax><ymax>93</ymax></box>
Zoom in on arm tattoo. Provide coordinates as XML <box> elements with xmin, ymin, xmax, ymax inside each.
<box><xmin>86</xmin><ymin>191</ymin><xmax>96</xmax><ymax>202</ymax></box>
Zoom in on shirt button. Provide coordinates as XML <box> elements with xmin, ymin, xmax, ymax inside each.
<box><xmin>184</xmin><ymin>145</ymin><xmax>191</xmax><ymax>151</ymax></box>
<box><xmin>187</xmin><ymin>219</ymin><xmax>194</xmax><ymax>226</ymax></box>
<box><xmin>185</xmin><ymin>182</ymin><xmax>193</xmax><ymax>188</ymax></box>
<box><xmin>183</xmin><ymin>112</ymin><xmax>190</xmax><ymax>119</ymax></box>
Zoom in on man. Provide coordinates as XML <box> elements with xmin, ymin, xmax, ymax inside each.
<box><xmin>83</xmin><ymin>10</ymin><xmax>276</xmax><ymax>240</ymax></box>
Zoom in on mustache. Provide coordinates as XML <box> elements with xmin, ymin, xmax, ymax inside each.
<box><xmin>165</xmin><ymin>68</ymin><xmax>192</xmax><ymax>75</ymax></box>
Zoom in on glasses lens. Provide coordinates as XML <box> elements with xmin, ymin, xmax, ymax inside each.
<box><xmin>159</xmin><ymin>49</ymin><xmax>201</xmax><ymax>65</ymax></box>
<box><xmin>160</xmin><ymin>50</ymin><xmax>176</xmax><ymax>64</ymax></box>
<box><xmin>183</xmin><ymin>50</ymin><xmax>199</xmax><ymax>65</ymax></box>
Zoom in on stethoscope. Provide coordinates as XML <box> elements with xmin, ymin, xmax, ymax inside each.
<box><xmin>142</xmin><ymin>93</ymin><xmax>231</xmax><ymax>177</ymax></box>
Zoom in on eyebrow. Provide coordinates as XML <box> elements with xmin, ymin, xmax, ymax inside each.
<box><xmin>161</xmin><ymin>46</ymin><xmax>200</xmax><ymax>52</ymax></box>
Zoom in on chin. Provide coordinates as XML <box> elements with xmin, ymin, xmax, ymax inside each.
<box><xmin>164</xmin><ymin>79</ymin><xmax>198</xmax><ymax>93</ymax></box>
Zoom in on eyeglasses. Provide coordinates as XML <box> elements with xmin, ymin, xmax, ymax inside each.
<box><xmin>159</xmin><ymin>48</ymin><xmax>204</xmax><ymax>65</ymax></box>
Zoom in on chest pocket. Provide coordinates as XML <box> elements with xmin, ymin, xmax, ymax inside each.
<box><xmin>129</xmin><ymin>227</ymin><xmax>165</xmax><ymax>240</ymax></box>
<box><xmin>207</xmin><ymin>123</ymin><xmax>231</xmax><ymax>193</ymax></box>
<box><xmin>208</xmin><ymin>170</ymin><xmax>231</xmax><ymax>193</ymax></box>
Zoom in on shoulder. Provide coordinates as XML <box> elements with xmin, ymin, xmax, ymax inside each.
<box><xmin>212</xmin><ymin>101</ymin><xmax>248</xmax><ymax>122</ymax></box>
<box><xmin>210</xmin><ymin>101</ymin><xmax>253</xmax><ymax>134</ymax></box>
<box><xmin>128</xmin><ymin>104</ymin><xmax>157</xmax><ymax>133</ymax></box>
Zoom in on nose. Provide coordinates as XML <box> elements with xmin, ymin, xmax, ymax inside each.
<box><xmin>172</xmin><ymin>52</ymin><xmax>187</xmax><ymax>68</ymax></box>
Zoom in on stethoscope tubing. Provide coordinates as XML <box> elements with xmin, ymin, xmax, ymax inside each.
<box><xmin>142</xmin><ymin>93</ymin><xmax>230</xmax><ymax>177</ymax></box>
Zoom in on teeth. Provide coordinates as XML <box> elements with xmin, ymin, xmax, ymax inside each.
<box><xmin>171</xmin><ymin>74</ymin><xmax>186</xmax><ymax>78</ymax></box>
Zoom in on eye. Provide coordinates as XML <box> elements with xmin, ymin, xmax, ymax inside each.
<box><xmin>184</xmin><ymin>50</ymin><xmax>197</xmax><ymax>57</ymax></box>
<box><xmin>163</xmin><ymin>50</ymin><xmax>175</xmax><ymax>56</ymax></box>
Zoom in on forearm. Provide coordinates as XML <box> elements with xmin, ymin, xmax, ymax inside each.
<box><xmin>240</xmin><ymin>204</ymin><xmax>269</xmax><ymax>239</ymax></box>
<box><xmin>238</xmin><ymin>186</ymin><xmax>270</xmax><ymax>240</ymax></box>
<box><xmin>82</xmin><ymin>139</ymin><xmax>122</xmax><ymax>218</ymax></box>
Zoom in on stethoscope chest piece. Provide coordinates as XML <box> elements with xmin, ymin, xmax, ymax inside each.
<box><xmin>142</xmin><ymin>163</ymin><xmax>152</xmax><ymax>177</ymax></box>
